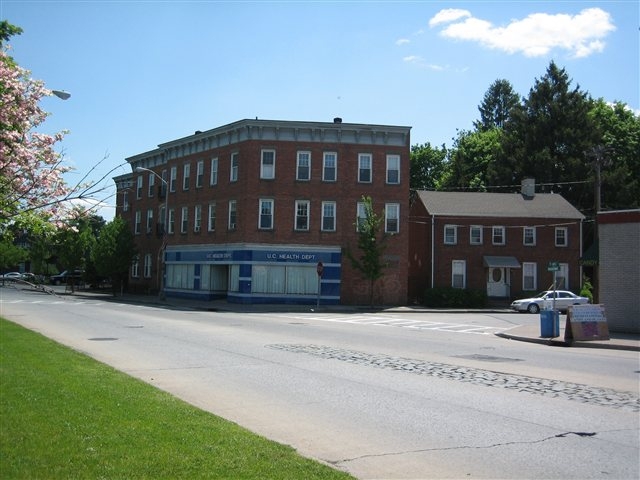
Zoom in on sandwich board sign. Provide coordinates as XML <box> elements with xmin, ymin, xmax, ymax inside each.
<box><xmin>564</xmin><ymin>304</ymin><xmax>609</xmax><ymax>342</ymax></box>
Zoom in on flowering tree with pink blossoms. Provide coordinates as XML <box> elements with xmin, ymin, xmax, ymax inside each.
<box><xmin>0</xmin><ymin>46</ymin><xmax>73</xmax><ymax>222</ymax></box>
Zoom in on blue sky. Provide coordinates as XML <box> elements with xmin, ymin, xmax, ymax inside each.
<box><xmin>2</xmin><ymin>1</ymin><xmax>638</xmax><ymax>220</ymax></box>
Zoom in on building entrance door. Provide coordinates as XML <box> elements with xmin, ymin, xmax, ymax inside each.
<box><xmin>487</xmin><ymin>267</ymin><xmax>510</xmax><ymax>297</ymax></box>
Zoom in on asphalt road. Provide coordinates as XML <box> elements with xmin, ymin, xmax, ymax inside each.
<box><xmin>1</xmin><ymin>287</ymin><xmax>639</xmax><ymax>479</ymax></box>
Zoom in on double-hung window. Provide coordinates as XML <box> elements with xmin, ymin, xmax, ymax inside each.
<box><xmin>261</xmin><ymin>150</ymin><xmax>275</xmax><ymax>179</ymax></box>
<box><xmin>159</xmin><ymin>205</ymin><xmax>166</xmax><ymax>235</ymax></box>
<box><xmin>492</xmin><ymin>226</ymin><xmax>506</xmax><ymax>245</ymax></box>
<box><xmin>136</xmin><ymin>175</ymin><xmax>143</xmax><ymax>199</ymax></box>
<box><xmin>160</xmin><ymin>170</ymin><xmax>168</xmax><ymax>197</ymax></box>
<box><xmin>356</xmin><ymin>202</ymin><xmax>367</xmax><ymax>232</ymax></box>
<box><xmin>196</xmin><ymin>160</ymin><xmax>204</xmax><ymax>188</ymax></box>
<box><xmin>358</xmin><ymin>153</ymin><xmax>372</xmax><ymax>183</ymax></box>
<box><xmin>134</xmin><ymin>210</ymin><xmax>141</xmax><ymax>234</ymax></box>
<box><xmin>131</xmin><ymin>256</ymin><xmax>140</xmax><ymax>278</ymax></box>
<box><xmin>555</xmin><ymin>227</ymin><xmax>568</xmax><ymax>247</ymax></box>
<box><xmin>183</xmin><ymin>164</ymin><xmax>190</xmax><ymax>190</ymax></box>
<box><xmin>143</xmin><ymin>254</ymin><xmax>152</xmax><ymax>278</ymax></box>
<box><xmin>523</xmin><ymin>227</ymin><xmax>536</xmax><ymax>246</ymax></box>
<box><xmin>321</xmin><ymin>201</ymin><xmax>336</xmax><ymax>231</ymax></box>
<box><xmin>259</xmin><ymin>199</ymin><xmax>274</xmax><ymax>229</ymax></box>
<box><xmin>523</xmin><ymin>262</ymin><xmax>537</xmax><ymax>291</ymax></box>
<box><xmin>122</xmin><ymin>191</ymin><xmax>129</xmax><ymax>212</ymax></box>
<box><xmin>194</xmin><ymin>205</ymin><xmax>202</xmax><ymax>232</ymax></box>
<box><xmin>147</xmin><ymin>173</ymin><xmax>155</xmax><ymax>197</ymax></box>
<box><xmin>146</xmin><ymin>209</ymin><xmax>153</xmax><ymax>234</ymax></box>
<box><xmin>295</xmin><ymin>200</ymin><xmax>310</xmax><ymax>231</ymax></box>
<box><xmin>168</xmin><ymin>208</ymin><xmax>175</xmax><ymax>234</ymax></box>
<box><xmin>323</xmin><ymin>152</ymin><xmax>337</xmax><ymax>181</ymax></box>
<box><xmin>170</xmin><ymin>166</ymin><xmax>177</xmax><ymax>192</ymax></box>
<box><xmin>228</xmin><ymin>200</ymin><xmax>237</xmax><ymax>229</ymax></box>
<box><xmin>452</xmin><ymin>260</ymin><xmax>466</xmax><ymax>289</ymax></box>
<box><xmin>444</xmin><ymin>225</ymin><xmax>457</xmax><ymax>245</ymax></box>
<box><xmin>385</xmin><ymin>203</ymin><xmax>399</xmax><ymax>233</ymax></box>
<box><xmin>470</xmin><ymin>225</ymin><xmax>483</xmax><ymax>245</ymax></box>
<box><xmin>386</xmin><ymin>155</ymin><xmax>400</xmax><ymax>184</ymax></box>
<box><xmin>181</xmin><ymin>206</ymin><xmax>188</xmax><ymax>233</ymax></box>
<box><xmin>296</xmin><ymin>151</ymin><xmax>311</xmax><ymax>180</ymax></box>
<box><xmin>230</xmin><ymin>153</ymin><xmax>239</xmax><ymax>182</ymax></box>
<box><xmin>208</xmin><ymin>202</ymin><xmax>216</xmax><ymax>231</ymax></box>
<box><xmin>210</xmin><ymin>157</ymin><xmax>218</xmax><ymax>185</ymax></box>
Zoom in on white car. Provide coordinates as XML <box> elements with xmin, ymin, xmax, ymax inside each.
<box><xmin>510</xmin><ymin>290</ymin><xmax>590</xmax><ymax>314</ymax></box>
<box><xmin>1</xmin><ymin>272</ymin><xmax>24</xmax><ymax>281</ymax></box>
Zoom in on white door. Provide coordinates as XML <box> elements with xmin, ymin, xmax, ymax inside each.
<box><xmin>487</xmin><ymin>267</ymin><xmax>509</xmax><ymax>297</ymax></box>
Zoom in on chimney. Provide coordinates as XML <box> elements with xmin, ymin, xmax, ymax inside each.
<box><xmin>521</xmin><ymin>178</ymin><xmax>535</xmax><ymax>198</ymax></box>
<box><xmin>333</xmin><ymin>117</ymin><xmax>342</xmax><ymax>124</ymax></box>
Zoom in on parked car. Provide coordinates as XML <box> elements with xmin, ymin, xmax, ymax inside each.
<box><xmin>510</xmin><ymin>290</ymin><xmax>590</xmax><ymax>314</ymax></box>
<box><xmin>50</xmin><ymin>270</ymin><xmax>84</xmax><ymax>285</ymax></box>
<box><xmin>1</xmin><ymin>272</ymin><xmax>24</xmax><ymax>281</ymax></box>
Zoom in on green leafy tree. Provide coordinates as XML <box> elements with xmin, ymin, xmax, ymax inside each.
<box><xmin>474</xmin><ymin>79</ymin><xmax>521</xmax><ymax>131</ymax></box>
<box><xmin>347</xmin><ymin>196</ymin><xmax>386</xmax><ymax>306</ymax></box>
<box><xmin>410</xmin><ymin>143</ymin><xmax>447</xmax><ymax>192</ymax></box>
<box><xmin>0</xmin><ymin>233</ymin><xmax>26</xmax><ymax>278</ymax></box>
<box><xmin>588</xmin><ymin>99</ymin><xmax>640</xmax><ymax>211</ymax></box>
<box><xmin>53</xmin><ymin>219</ymin><xmax>95</xmax><ymax>292</ymax></box>
<box><xmin>91</xmin><ymin>217</ymin><xmax>137</xmax><ymax>296</ymax></box>
<box><xmin>440</xmin><ymin>128</ymin><xmax>504</xmax><ymax>191</ymax></box>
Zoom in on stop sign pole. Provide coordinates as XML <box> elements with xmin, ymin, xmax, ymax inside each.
<box><xmin>316</xmin><ymin>262</ymin><xmax>324</xmax><ymax>309</ymax></box>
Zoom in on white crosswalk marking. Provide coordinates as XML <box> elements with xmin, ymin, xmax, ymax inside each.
<box><xmin>270</xmin><ymin>313</ymin><xmax>508</xmax><ymax>335</ymax></box>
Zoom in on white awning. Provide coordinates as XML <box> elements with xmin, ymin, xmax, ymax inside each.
<box><xmin>483</xmin><ymin>256</ymin><xmax>521</xmax><ymax>268</ymax></box>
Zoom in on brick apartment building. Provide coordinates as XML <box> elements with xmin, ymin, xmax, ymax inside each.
<box><xmin>408</xmin><ymin>181</ymin><xmax>585</xmax><ymax>303</ymax></box>
<box><xmin>113</xmin><ymin>118</ymin><xmax>411</xmax><ymax>305</ymax></box>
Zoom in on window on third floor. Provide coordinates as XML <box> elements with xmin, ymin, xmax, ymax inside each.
<box><xmin>261</xmin><ymin>150</ymin><xmax>275</xmax><ymax>179</ymax></box>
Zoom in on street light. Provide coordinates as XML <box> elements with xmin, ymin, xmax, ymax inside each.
<box><xmin>52</xmin><ymin>90</ymin><xmax>71</xmax><ymax>100</ymax></box>
<box><xmin>135</xmin><ymin>166</ymin><xmax>169</xmax><ymax>298</ymax></box>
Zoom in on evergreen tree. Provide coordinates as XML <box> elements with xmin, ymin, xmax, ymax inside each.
<box><xmin>474</xmin><ymin>79</ymin><xmax>521</xmax><ymax>131</ymax></box>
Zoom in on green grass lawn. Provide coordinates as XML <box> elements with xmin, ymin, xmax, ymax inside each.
<box><xmin>0</xmin><ymin>318</ymin><xmax>353</xmax><ymax>479</ymax></box>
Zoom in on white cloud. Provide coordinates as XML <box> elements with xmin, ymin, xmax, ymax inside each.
<box><xmin>396</xmin><ymin>38</ymin><xmax>410</xmax><ymax>46</ymax></box>
<box><xmin>429</xmin><ymin>8</ymin><xmax>471</xmax><ymax>27</ymax></box>
<box><xmin>403</xmin><ymin>55</ymin><xmax>448</xmax><ymax>71</ymax></box>
<box><xmin>430</xmin><ymin>7</ymin><xmax>615</xmax><ymax>58</ymax></box>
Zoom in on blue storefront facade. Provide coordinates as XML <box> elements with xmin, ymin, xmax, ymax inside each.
<box><xmin>164</xmin><ymin>243</ymin><xmax>342</xmax><ymax>304</ymax></box>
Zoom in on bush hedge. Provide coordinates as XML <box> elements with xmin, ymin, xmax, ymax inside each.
<box><xmin>423</xmin><ymin>287</ymin><xmax>487</xmax><ymax>308</ymax></box>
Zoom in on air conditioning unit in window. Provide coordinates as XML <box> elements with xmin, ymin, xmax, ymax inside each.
<box><xmin>229</xmin><ymin>223</ymin><xmax>236</xmax><ymax>230</ymax></box>
<box><xmin>194</xmin><ymin>226</ymin><xmax>201</xmax><ymax>233</ymax></box>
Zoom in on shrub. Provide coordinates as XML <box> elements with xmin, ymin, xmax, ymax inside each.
<box><xmin>423</xmin><ymin>287</ymin><xmax>487</xmax><ymax>308</ymax></box>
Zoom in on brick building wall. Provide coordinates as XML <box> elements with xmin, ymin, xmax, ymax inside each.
<box><xmin>115</xmin><ymin>119</ymin><xmax>411</xmax><ymax>305</ymax></box>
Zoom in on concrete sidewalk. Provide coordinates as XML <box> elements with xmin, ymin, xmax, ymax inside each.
<box><xmin>496</xmin><ymin>323</ymin><xmax>640</xmax><ymax>352</ymax></box>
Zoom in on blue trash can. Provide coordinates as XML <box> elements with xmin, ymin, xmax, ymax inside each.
<box><xmin>540</xmin><ymin>310</ymin><xmax>560</xmax><ymax>337</ymax></box>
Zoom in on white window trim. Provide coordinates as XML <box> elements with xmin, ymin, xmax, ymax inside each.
<box><xmin>168</xmin><ymin>208</ymin><xmax>175</xmax><ymax>234</ymax></box>
<box><xmin>385</xmin><ymin>203</ymin><xmax>400</xmax><ymax>234</ymax></box>
<box><xmin>356</xmin><ymin>202</ymin><xmax>366</xmax><ymax>232</ymax></box>
<box><xmin>452</xmin><ymin>260</ymin><xmax>466</xmax><ymax>289</ymax></box>
<box><xmin>555</xmin><ymin>227</ymin><xmax>568</xmax><ymax>247</ymax></box>
<box><xmin>136</xmin><ymin>175</ymin><xmax>143</xmax><ymax>199</ymax></box>
<box><xmin>208</xmin><ymin>203</ymin><xmax>216</xmax><ymax>231</ymax></box>
<box><xmin>230</xmin><ymin>153</ymin><xmax>239</xmax><ymax>182</ymax></box>
<box><xmin>522</xmin><ymin>262</ymin><xmax>537</xmax><ymax>291</ymax></box>
<box><xmin>492</xmin><ymin>226</ymin><xmax>506</xmax><ymax>245</ymax></box>
<box><xmin>296</xmin><ymin>151</ymin><xmax>311</xmax><ymax>181</ymax></box>
<box><xmin>196</xmin><ymin>160</ymin><xmax>204</xmax><ymax>188</ymax></box>
<box><xmin>143</xmin><ymin>253</ymin><xmax>152</xmax><ymax>278</ymax></box>
<box><xmin>134</xmin><ymin>210</ymin><xmax>141</xmax><ymax>235</ymax></box>
<box><xmin>146</xmin><ymin>209</ymin><xmax>153</xmax><ymax>234</ymax></box>
<box><xmin>210</xmin><ymin>157</ymin><xmax>218</xmax><ymax>186</ymax></box>
<box><xmin>194</xmin><ymin>205</ymin><xmax>202</xmax><ymax>232</ymax></box>
<box><xmin>321</xmin><ymin>201</ymin><xmax>336</xmax><ymax>231</ymax></box>
<box><xmin>523</xmin><ymin>226</ymin><xmax>536</xmax><ymax>246</ymax></box>
<box><xmin>294</xmin><ymin>200</ymin><xmax>310</xmax><ymax>231</ymax></box>
<box><xmin>470</xmin><ymin>225</ymin><xmax>483</xmax><ymax>245</ymax></box>
<box><xmin>444</xmin><ymin>225</ymin><xmax>457</xmax><ymax>245</ymax></box>
<box><xmin>181</xmin><ymin>206</ymin><xmax>189</xmax><ymax>233</ymax></box>
<box><xmin>386</xmin><ymin>154</ymin><xmax>400</xmax><ymax>184</ymax></box>
<box><xmin>323</xmin><ymin>152</ymin><xmax>337</xmax><ymax>182</ymax></box>
<box><xmin>261</xmin><ymin>149</ymin><xmax>276</xmax><ymax>180</ymax></box>
<box><xmin>358</xmin><ymin>153</ymin><xmax>372</xmax><ymax>183</ymax></box>
<box><xmin>148</xmin><ymin>173</ymin><xmax>155</xmax><ymax>197</ymax></box>
<box><xmin>183</xmin><ymin>163</ymin><xmax>191</xmax><ymax>191</ymax></box>
<box><xmin>228</xmin><ymin>200</ymin><xmax>237</xmax><ymax>230</ymax></box>
<box><xmin>170</xmin><ymin>166</ymin><xmax>177</xmax><ymax>192</ymax></box>
<box><xmin>258</xmin><ymin>199</ymin><xmax>274</xmax><ymax>230</ymax></box>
